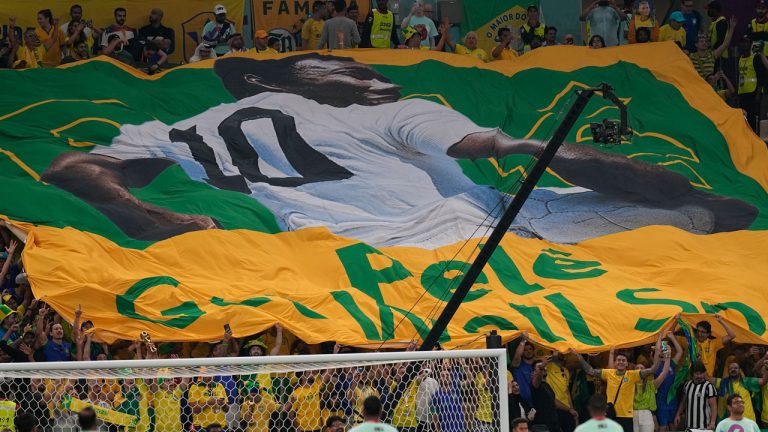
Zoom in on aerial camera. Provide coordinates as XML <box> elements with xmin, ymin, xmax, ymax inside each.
<box><xmin>588</xmin><ymin>83</ymin><xmax>633</xmax><ymax>145</ymax></box>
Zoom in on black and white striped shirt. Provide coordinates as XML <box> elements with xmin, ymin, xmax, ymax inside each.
<box><xmin>683</xmin><ymin>379</ymin><xmax>718</xmax><ymax>429</ymax></box>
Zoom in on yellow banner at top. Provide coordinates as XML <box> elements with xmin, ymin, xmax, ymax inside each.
<box><xmin>251</xmin><ymin>0</ymin><xmax>370</xmax><ymax>52</ymax></box>
<box><xmin>0</xmin><ymin>0</ymin><xmax>245</xmax><ymax>63</ymax></box>
<box><xmin>473</xmin><ymin>5</ymin><xmax>529</xmax><ymax>59</ymax></box>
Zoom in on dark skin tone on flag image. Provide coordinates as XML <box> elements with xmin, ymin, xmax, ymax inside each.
<box><xmin>41</xmin><ymin>54</ymin><xmax>757</xmax><ymax>243</ymax></box>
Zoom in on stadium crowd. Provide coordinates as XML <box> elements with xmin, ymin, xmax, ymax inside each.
<box><xmin>0</xmin><ymin>0</ymin><xmax>768</xmax><ymax>130</ymax></box>
<box><xmin>1</xmin><ymin>228</ymin><xmax>767</xmax><ymax>432</ymax></box>
<box><xmin>1</xmin><ymin>0</ymin><xmax>768</xmax><ymax>431</ymax></box>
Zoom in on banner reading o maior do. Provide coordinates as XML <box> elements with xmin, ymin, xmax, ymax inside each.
<box><xmin>462</xmin><ymin>0</ymin><xmax>536</xmax><ymax>57</ymax></box>
<box><xmin>1</xmin><ymin>44</ymin><xmax>767</xmax><ymax>351</ymax></box>
<box><xmin>0</xmin><ymin>0</ymin><xmax>245</xmax><ymax>63</ymax></box>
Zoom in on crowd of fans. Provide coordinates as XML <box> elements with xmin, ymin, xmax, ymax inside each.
<box><xmin>1</xmin><ymin>0</ymin><xmax>767</xmax><ymax>132</ymax></box>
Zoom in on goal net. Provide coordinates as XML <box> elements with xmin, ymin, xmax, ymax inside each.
<box><xmin>0</xmin><ymin>348</ymin><xmax>509</xmax><ymax>432</ymax></box>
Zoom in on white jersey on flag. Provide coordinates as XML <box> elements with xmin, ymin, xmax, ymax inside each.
<box><xmin>94</xmin><ymin>93</ymin><xmax>717</xmax><ymax>247</ymax></box>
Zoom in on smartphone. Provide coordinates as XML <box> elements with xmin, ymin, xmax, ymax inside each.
<box><xmin>661</xmin><ymin>340</ymin><xmax>669</xmax><ymax>353</ymax></box>
<box><xmin>224</xmin><ymin>323</ymin><xmax>232</xmax><ymax>335</ymax></box>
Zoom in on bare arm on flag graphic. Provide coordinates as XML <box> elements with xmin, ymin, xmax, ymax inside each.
<box><xmin>42</xmin><ymin>152</ymin><xmax>218</xmax><ymax>241</ymax></box>
<box><xmin>448</xmin><ymin>130</ymin><xmax>758</xmax><ymax>232</ymax></box>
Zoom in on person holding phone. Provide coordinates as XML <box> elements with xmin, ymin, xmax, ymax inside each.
<box><xmin>60</xmin><ymin>4</ymin><xmax>103</xmax><ymax>47</ymax></box>
<box><xmin>401</xmin><ymin>1</ymin><xmax>438</xmax><ymax>49</ymax></box>
<box><xmin>655</xmin><ymin>330</ymin><xmax>684</xmax><ymax>432</ymax></box>
<box><xmin>706</xmin><ymin>70</ymin><xmax>736</xmax><ymax>102</ymax></box>
<box><xmin>580</xmin><ymin>0</ymin><xmax>627</xmax><ymax>47</ymax></box>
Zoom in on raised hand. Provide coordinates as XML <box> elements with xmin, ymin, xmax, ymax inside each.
<box><xmin>18</xmin><ymin>343</ymin><xmax>33</xmax><ymax>356</ymax></box>
<box><xmin>5</xmin><ymin>239</ymin><xmax>18</xmax><ymax>255</ymax></box>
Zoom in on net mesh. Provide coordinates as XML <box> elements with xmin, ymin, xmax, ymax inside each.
<box><xmin>0</xmin><ymin>351</ymin><xmax>507</xmax><ymax>432</ymax></box>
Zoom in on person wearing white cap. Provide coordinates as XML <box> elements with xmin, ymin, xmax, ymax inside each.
<box><xmin>659</xmin><ymin>11</ymin><xmax>688</xmax><ymax>48</ymax></box>
<box><xmin>203</xmin><ymin>4</ymin><xmax>236</xmax><ymax>55</ymax></box>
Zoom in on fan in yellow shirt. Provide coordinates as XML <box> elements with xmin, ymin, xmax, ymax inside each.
<box><xmin>545</xmin><ymin>358</ymin><xmax>574</xmax><ymax>413</ymax></box>
<box><xmin>492</xmin><ymin>28</ymin><xmax>519</xmax><ymax>61</ymax></box>
<box><xmin>694</xmin><ymin>316</ymin><xmax>735</xmax><ymax>377</ymax></box>
<box><xmin>254</xmin><ymin>30</ymin><xmax>280</xmax><ymax>55</ymax></box>
<box><xmin>572</xmin><ymin>331</ymin><xmax>664</xmax><ymax>428</ymax></box>
<box><xmin>435</xmin><ymin>27</ymin><xmax>488</xmax><ymax>62</ymax></box>
<box><xmin>455</xmin><ymin>32</ymin><xmax>489</xmax><ymax>62</ymax></box>
<box><xmin>240</xmin><ymin>381</ymin><xmax>281</xmax><ymax>432</ymax></box>
<box><xmin>390</xmin><ymin>379</ymin><xmax>419</xmax><ymax>429</ymax></box>
<box><xmin>474</xmin><ymin>370</ymin><xmax>495</xmax><ymax>426</ymax></box>
<box><xmin>659</xmin><ymin>12</ymin><xmax>687</xmax><ymax>48</ymax></box>
<box><xmin>188</xmin><ymin>377</ymin><xmax>228</xmax><ymax>429</ymax></box>
<box><xmin>348</xmin><ymin>368</ymin><xmax>380</xmax><ymax>424</ymax></box>
<box><xmin>301</xmin><ymin>2</ymin><xmax>328</xmax><ymax>51</ymax></box>
<box><xmin>14</xmin><ymin>29</ymin><xmax>46</xmax><ymax>69</ymax></box>
<box><xmin>34</xmin><ymin>9</ymin><xmax>66</xmax><ymax>67</ymax></box>
<box><xmin>290</xmin><ymin>371</ymin><xmax>325</xmax><ymax>432</ymax></box>
<box><xmin>150</xmin><ymin>377</ymin><xmax>189</xmax><ymax>432</ymax></box>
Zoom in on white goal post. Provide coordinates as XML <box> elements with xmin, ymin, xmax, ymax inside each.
<box><xmin>0</xmin><ymin>348</ymin><xmax>510</xmax><ymax>432</ymax></box>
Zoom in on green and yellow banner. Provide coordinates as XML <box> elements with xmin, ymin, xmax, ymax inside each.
<box><xmin>0</xmin><ymin>0</ymin><xmax>245</xmax><ymax>63</ymax></box>
<box><xmin>2</xmin><ymin>44</ymin><xmax>768</xmax><ymax>350</ymax></box>
<box><xmin>462</xmin><ymin>0</ymin><xmax>534</xmax><ymax>56</ymax></box>
<box><xmin>61</xmin><ymin>395</ymin><xmax>138</xmax><ymax>427</ymax></box>
<box><xmin>251</xmin><ymin>0</ymin><xmax>371</xmax><ymax>52</ymax></box>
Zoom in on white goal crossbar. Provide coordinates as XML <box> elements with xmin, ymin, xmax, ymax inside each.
<box><xmin>0</xmin><ymin>348</ymin><xmax>510</xmax><ymax>432</ymax></box>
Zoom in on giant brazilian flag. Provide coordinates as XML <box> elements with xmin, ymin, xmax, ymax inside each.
<box><xmin>2</xmin><ymin>43</ymin><xmax>767</xmax><ymax>350</ymax></box>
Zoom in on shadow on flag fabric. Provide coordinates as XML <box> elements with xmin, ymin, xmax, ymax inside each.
<box><xmin>0</xmin><ymin>43</ymin><xmax>767</xmax><ymax>350</ymax></box>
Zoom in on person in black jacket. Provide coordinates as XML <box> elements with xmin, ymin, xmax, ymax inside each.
<box><xmin>509</xmin><ymin>374</ymin><xmax>533</xmax><ymax>424</ymax></box>
<box><xmin>531</xmin><ymin>360</ymin><xmax>560</xmax><ymax>432</ymax></box>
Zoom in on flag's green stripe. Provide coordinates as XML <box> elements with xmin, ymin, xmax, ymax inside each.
<box><xmin>131</xmin><ymin>165</ymin><xmax>281</xmax><ymax>235</ymax></box>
